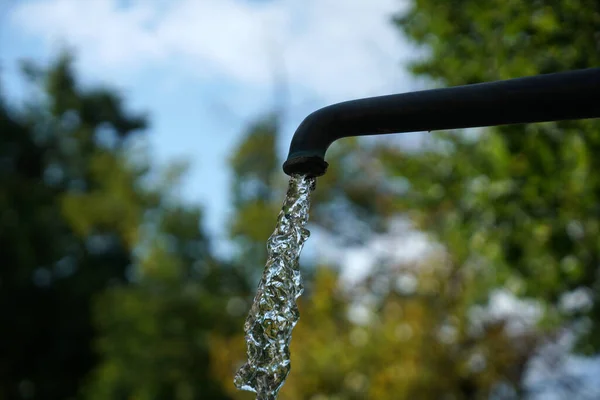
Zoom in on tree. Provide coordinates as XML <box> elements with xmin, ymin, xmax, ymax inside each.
<box><xmin>85</xmin><ymin>201</ymin><xmax>239</xmax><ymax>400</ymax></box>
<box><xmin>0</xmin><ymin>52</ymin><xmax>149</xmax><ymax>400</ymax></box>
<box><xmin>213</xmin><ymin>251</ymin><xmax>543</xmax><ymax>399</ymax></box>
<box><xmin>0</xmin><ymin>52</ymin><xmax>237</xmax><ymax>400</ymax></box>
<box><xmin>228</xmin><ymin>114</ymin><xmax>282</xmax><ymax>276</ymax></box>
<box><xmin>370</xmin><ymin>0</ymin><xmax>600</xmax><ymax>392</ymax></box>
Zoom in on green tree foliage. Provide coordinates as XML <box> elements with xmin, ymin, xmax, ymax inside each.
<box><xmin>229</xmin><ymin>115</ymin><xmax>282</xmax><ymax>273</ymax></box>
<box><xmin>0</xmin><ymin>53</ymin><xmax>148</xmax><ymax>400</ymax></box>
<box><xmin>214</xmin><ymin>256</ymin><xmax>540</xmax><ymax>399</ymax></box>
<box><xmin>388</xmin><ymin>0</ymin><xmax>600</xmax><ymax>353</ymax></box>
<box><xmin>309</xmin><ymin>138</ymin><xmax>395</xmax><ymax>245</ymax></box>
<box><xmin>85</xmin><ymin>200</ymin><xmax>241</xmax><ymax>400</ymax></box>
<box><xmin>0</xmin><ymin>53</ymin><xmax>238</xmax><ymax>400</ymax></box>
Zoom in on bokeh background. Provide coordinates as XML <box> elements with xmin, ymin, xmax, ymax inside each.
<box><xmin>2</xmin><ymin>0</ymin><xmax>600</xmax><ymax>399</ymax></box>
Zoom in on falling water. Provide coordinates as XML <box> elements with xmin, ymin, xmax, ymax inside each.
<box><xmin>234</xmin><ymin>174</ymin><xmax>316</xmax><ymax>400</ymax></box>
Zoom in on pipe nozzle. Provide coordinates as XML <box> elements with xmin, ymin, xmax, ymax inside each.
<box><xmin>282</xmin><ymin>155</ymin><xmax>329</xmax><ymax>177</ymax></box>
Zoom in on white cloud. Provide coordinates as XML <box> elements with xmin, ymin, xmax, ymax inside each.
<box><xmin>6</xmin><ymin>0</ymin><xmax>415</xmax><ymax>260</ymax></box>
<box><xmin>9</xmin><ymin>0</ymin><xmax>411</xmax><ymax>102</ymax></box>
<box><xmin>313</xmin><ymin>218</ymin><xmax>431</xmax><ymax>285</ymax></box>
<box><xmin>11</xmin><ymin>0</ymin><xmax>165</xmax><ymax>68</ymax></box>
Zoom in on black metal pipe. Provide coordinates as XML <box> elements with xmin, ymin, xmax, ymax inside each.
<box><xmin>283</xmin><ymin>68</ymin><xmax>600</xmax><ymax>177</ymax></box>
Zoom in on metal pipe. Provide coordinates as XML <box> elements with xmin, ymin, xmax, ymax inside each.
<box><xmin>282</xmin><ymin>68</ymin><xmax>600</xmax><ymax>177</ymax></box>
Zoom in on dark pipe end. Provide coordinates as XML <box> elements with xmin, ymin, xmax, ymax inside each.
<box><xmin>282</xmin><ymin>156</ymin><xmax>329</xmax><ymax>177</ymax></box>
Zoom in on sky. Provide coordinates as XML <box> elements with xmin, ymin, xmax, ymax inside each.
<box><xmin>0</xmin><ymin>0</ymin><xmax>420</xmax><ymax>258</ymax></box>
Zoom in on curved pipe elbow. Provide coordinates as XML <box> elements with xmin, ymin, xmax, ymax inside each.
<box><xmin>281</xmin><ymin>105</ymin><xmax>340</xmax><ymax>177</ymax></box>
<box><xmin>282</xmin><ymin>68</ymin><xmax>600</xmax><ymax>177</ymax></box>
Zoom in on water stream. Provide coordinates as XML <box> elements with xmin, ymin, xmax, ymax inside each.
<box><xmin>234</xmin><ymin>174</ymin><xmax>316</xmax><ymax>400</ymax></box>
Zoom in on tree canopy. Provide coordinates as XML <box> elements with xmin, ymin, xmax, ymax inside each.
<box><xmin>390</xmin><ymin>0</ymin><xmax>600</xmax><ymax>353</ymax></box>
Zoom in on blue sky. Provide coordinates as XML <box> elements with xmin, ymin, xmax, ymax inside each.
<box><xmin>0</xmin><ymin>0</ymin><xmax>416</xmax><ymax>256</ymax></box>
<box><xmin>0</xmin><ymin>0</ymin><xmax>434</xmax><ymax>294</ymax></box>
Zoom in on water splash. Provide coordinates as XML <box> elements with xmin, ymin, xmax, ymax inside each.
<box><xmin>234</xmin><ymin>174</ymin><xmax>316</xmax><ymax>400</ymax></box>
